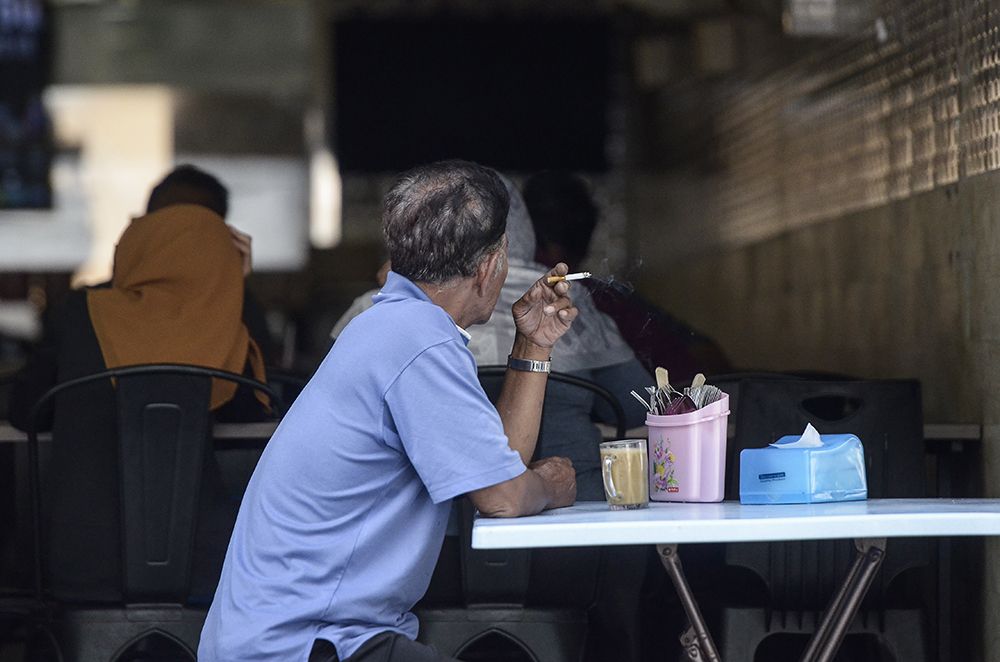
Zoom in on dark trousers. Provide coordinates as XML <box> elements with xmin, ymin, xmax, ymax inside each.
<box><xmin>310</xmin><ymin>633</ymin><xmax>459</xmax><ymax>662</ymax></box>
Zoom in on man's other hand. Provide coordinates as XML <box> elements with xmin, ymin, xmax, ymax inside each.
<box><xmin>530</xmin><ymin>456</ymin><xmax>577</xmax><ymax>510</ymax></box>
<box><xmin>511</xmin><ymin>262</ymin><xmax>578</xmax><ymax>349</ymax></box>
<box><xmin>470</xmin><ymin>456</ymin><xmax>577</xmax><ymax>517</ymax></box>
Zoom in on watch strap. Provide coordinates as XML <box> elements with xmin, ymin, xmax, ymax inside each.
<box><xmin>507</xmin><ymin>354</ymin><xmax>551</xmax><ymax>373</ymax></box>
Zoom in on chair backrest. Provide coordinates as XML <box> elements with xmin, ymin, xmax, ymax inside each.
<box><xmin>725</xmin><ymin>377</ymin><xmax>927</xmax><ymax>611</ymax></box>
<box><xmin>707</xmin><ymin>371</ymin><xmax>807</xmax><ymax>429</ymax></box>
<box><xmin>26</xmin><ymin>364</ymin><xmax>282</xmax><ymax>603</ymax></box>
<box><xmin>476</xmin><ymin>365</ymin><xmax>628</xmax><ymax>440</ymax></box>
<box><xmin>264</xmin><ymin>369</ymin><xmax>309</xmax><ymax>408</ymax></box>
<box><xmin>117</xmin><ymin>371</ymin><xmax>211</xmax><ymax>601</ymax></box>
<box><xmin>730</xmin><ymin>378</ymin><xmax>924</xmax><ymax>500</ymax></box>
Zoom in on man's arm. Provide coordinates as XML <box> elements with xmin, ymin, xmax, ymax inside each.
<box><xmin>497</xmin><ymin>262</ymin><xmax>578</xmax><ymax>463</ymax></box>
<box><xmin>494</xmin><ymin>333</ymin><xmax>553</xmax><ymax>465</ymax></box>
<box><xmin>469</xmin><ymin>263</ymin><xmax>579</xmax><ymax>517</ymax></box>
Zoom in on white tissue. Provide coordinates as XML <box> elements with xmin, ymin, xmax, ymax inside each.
<box><xmin>770</xmin><ymin>423</ymin><xmax>824</xmax><ymax>449</ymax></box>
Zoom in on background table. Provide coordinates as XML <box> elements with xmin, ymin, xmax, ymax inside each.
<box><xmin>0</xmin><ymin>421</ymin><xmax>280</xmax><ymax>443</ymax></box>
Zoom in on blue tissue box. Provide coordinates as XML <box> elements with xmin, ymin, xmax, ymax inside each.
<box><xmin>739</xmin><ymin>433</ymin><xmax>868</xmax><ymax>504</ymax></box>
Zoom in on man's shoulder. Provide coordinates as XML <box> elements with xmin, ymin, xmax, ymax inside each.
<box><xmin>330</xmin><ymin>296</ymin><xmax>464</xmax><ymax>377</ymax></box>
<box><xmin>356</xmin><ymin>295</ymin><xmax>456</xmax><ymax>342</ymax></box>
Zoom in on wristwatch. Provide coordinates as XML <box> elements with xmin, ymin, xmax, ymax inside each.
<box><xmin>507</xmin><ymin>354</ymin><xmax>551</xmax><ymax>373</ymax></box>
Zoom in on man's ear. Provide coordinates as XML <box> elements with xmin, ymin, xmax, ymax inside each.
<box><xmin>474</xmin><ymin>251</ymin><xmax>499</xmax><ymax>295</ymax></box>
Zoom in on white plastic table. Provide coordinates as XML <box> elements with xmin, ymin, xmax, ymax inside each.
<box><xmin>472</xmin><ymin>498</ymin><xmax>1000</xmax><ymax>548</ymax></box>
<box><xmin>473</xmin><ymin>499</ymin><xmax>1000</xmax><ymax>662</ymax></box>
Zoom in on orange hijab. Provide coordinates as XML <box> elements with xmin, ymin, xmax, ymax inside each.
<box><xmin>87</xmin><ymin>204</ymin><xmax>267</xmax><ymax>410</ymax></box>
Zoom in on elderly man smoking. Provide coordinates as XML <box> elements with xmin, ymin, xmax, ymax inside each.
<box><xmin>199</xmin><ymin>160</ymin><xmax>579</xmax><ymax>662</ymax></box>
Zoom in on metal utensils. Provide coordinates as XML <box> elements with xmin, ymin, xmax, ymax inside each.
<box><xmin>687</xmin><ymin>384</ymin><xmax>723</xmax><ymax>409</ymax></box>
<box><xmin>639</xmin><ymin>368</ymin><xmax>722</xmax><ymax>415</ymax></box>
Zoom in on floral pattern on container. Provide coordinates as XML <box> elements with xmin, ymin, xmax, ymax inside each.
<box><xmin>652</xmin><ymin>437</ymin><xmax>679</xmax><ymax>493</ymax></box>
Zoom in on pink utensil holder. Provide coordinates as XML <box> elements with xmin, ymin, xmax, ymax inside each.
<box><xmin>647</xmin><ymin>392</ymin><xmax>730</xmax><ymax>503</ymax></box>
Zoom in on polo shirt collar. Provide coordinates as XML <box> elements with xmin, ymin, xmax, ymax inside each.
<box><xmin>375</xmin><ymin>271</ymin><xmax>472</xmax><ymax>346</ymax></box>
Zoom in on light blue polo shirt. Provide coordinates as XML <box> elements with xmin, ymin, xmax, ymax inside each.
<box><xmin>199</xmin><ymin>273</ymin><xmax>526</xmax><ymax>661</ymax></box>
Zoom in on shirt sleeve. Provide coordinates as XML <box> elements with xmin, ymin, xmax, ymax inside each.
<box><xmin>384</xmin><ymin>339</ymin><xmax>526</xmax><ymax>503</ymax></box>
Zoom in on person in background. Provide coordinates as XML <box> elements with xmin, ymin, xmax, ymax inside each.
<box><xmin>329</xmin><ymin>258</ymin><xmax>390</xmax><ymax>341</ymax></box>
<box><xmin>470</xmin><ymin>175</ymin><xmax>651</xmax><ymax>498</ymax></box>
<box><xmin>9</xmin><ymin>164</ymin><xmax>277</xmax><ymax>427</ymax></box>
<box><xmin>199</xmin><ymin>160</ymin><xmax>578</xmax><ymax>662</ymax></box>
<box><xmin>142</xmin><ymin>164</ymin><xmax>279</xmax><ymax>368</ymax></box>
<box><xmin>465</xmin><ymin>174</ymin><xmax>653</xmax><ymax>662</ymax></box>
<box><xmin>7</xmin><ymin>186</ymin><xmax>270</xmax><ymax>602</ymax></box>
<box><xmin>523</xmin><ymin>171</ymin><xmax>732</xmax><ymax>384</ymax></box>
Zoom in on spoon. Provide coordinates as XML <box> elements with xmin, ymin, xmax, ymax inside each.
<box><xmin>655</xmin><ymin>367</ymin><xmax>669</xmax><ymax>390</ymax></box>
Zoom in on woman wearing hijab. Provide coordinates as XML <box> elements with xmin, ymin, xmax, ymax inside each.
<box><xmin>87</xmin><ymin>203</ymin><xmax>268</xmax><ymax>412</ymax></box>
<box><xmin>10</xmin><ymin>203</ymin><xmax>269</xmax><ymax>601</ymax></box>
<box><xmin>468</xmin><ymin>177</ymin><xmax>651</xmax><ymax>499</ymax></box>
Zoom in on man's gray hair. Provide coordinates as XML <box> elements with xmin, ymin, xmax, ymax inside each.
<box><xmin>383</xmin><ymin>160</ymin><xmax>510</xmax><ymax>284</ymax></box>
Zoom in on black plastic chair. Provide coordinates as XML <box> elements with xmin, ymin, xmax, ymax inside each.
<box><xmin>719</xmin><ymin>377</ymin><xmax>930</xmax><ymax>662</ymax></box>
<box><xmin>265</xmin><ymin>368</ymin><xmax>310</xmax><ymax>408</ymax></box>
<box><xmin>24</xmin><ymin>364</ymin><xmax>282</xmax><ymax>662</ymax></box>
<box><xmin>416</xmin><ymin>367</ymin><xmax>628</xmax><ymax>662</ymax></box>
<box><xmin>476</xmin><ymin>365</ymin><xmax>628</xmax><ymax>441</ymax></box>
<box><xmin>1</xmin><ymin>366</ymin><xmax>23</xmax><ymax>575</ymax></box>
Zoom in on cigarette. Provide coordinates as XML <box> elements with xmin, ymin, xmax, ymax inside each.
<box><xmin>546</xmin><ymin>271</ymin><xmax>591</xmax><ymax>284</ymax></box>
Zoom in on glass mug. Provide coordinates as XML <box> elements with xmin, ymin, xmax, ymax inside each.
<box><xmin>599</xmin><ymin>439</ymin><xmax>649</xmax><ymax>510</ymax></box>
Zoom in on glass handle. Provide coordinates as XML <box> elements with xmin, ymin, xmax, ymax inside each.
<box><xmin>603</xmin><ymin>454</ymin><xmax>618</xmax><ymax>499</ymax></box>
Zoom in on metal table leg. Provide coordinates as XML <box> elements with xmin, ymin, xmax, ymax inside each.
<box><xmin>936</xmin><ymin>443</ymin><xmax>958</xmax><ymax>662</ymax></box>
<box><xmin>800</xmin><ymin>537</ymin><xmax>887</xmax><ymax>662</ymax></box>
<box><xmin>656</xmin><ymin>544</ymin><xmax>720</xmax><ymax>662</ymax></box>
